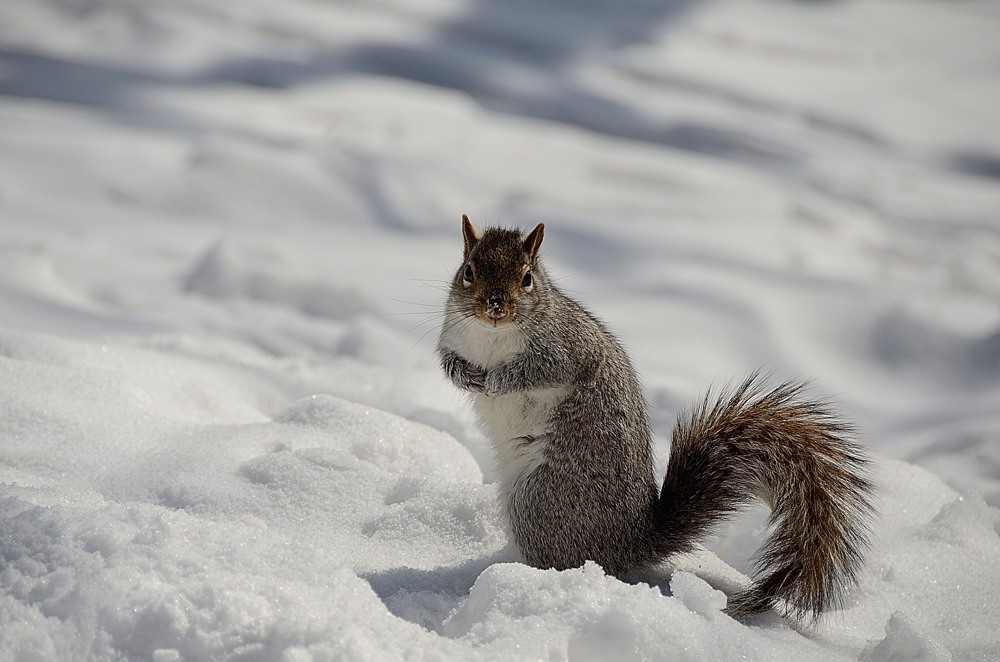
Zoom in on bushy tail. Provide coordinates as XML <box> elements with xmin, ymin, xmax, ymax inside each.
<box><xmin>655</xmin><ymin>373</ymin><xmax>875</xmax><ymax>622</ymax></box>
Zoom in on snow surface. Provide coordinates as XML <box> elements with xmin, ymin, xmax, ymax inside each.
<box><xmin>2</xmin><ymin>0</ymin><xmax>999</xmax><ymax>660</ymax></box>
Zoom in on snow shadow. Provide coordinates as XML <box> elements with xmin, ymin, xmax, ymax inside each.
<box><xmin>361</xmin><ymin>557</ymin><xmax>503</xmax><ymax>633</ymax></box>
<box><xmin>0</xmin><ymin>0</ymin><xmax>800</xmax><ymax>170</ymax></box>
<box><xmin>950</xmin><ymin>150</ymin><xmax>1000</xmax><ymax>181</ymax></box>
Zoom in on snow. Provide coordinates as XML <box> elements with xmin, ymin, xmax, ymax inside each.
<box><xmin>1</xmin><ymin>0</ymin><xmax>999</xmax><ymax>659</ymax></box>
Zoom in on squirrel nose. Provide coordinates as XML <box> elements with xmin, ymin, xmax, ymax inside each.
<box><xmin>486</xmin><ymin>295</ymin><xmax>507</xmax><ymax>320</ymax></box>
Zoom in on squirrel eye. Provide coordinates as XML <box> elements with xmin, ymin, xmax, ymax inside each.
<box><xmin>463</xmin><ymin>265</ymin><xmax>474</xmax><ymax>286</ymax></box>
<box><xmin>521</xmin><ymin>271</ymin><xmax>533</xmax><ymax>289</ymax></box>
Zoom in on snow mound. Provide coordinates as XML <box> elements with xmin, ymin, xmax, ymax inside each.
<box><xmin>2</xmin><ymin>0</ymin><xmax>999</xmax><ymax>658</ymax></box>
<box><xmin>184</xmin><ymin>242</ymin><xmax>369</xmax><ymax>320</ymax></box>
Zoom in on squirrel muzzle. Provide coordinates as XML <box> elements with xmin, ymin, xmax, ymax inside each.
<box><xmin>484</xmin><ymin>294</ymin><xmax>510</xmax><ymax>325</ymax></box>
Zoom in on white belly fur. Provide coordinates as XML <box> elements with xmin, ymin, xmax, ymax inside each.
<box><xmin>442</xmin><ymin>319</ymin><xmax>567</xmax><ymax>501</ymax></box>
<box><xmin>473</xmin><ymin>385</ymin><xmax>569</xmax><ymax>506</ymax></box>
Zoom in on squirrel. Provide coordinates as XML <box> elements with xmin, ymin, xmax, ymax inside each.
<box><xmin>437</xmin><ymin>215</ymin><xmax>875</xmax><ymax>622</ymax></box>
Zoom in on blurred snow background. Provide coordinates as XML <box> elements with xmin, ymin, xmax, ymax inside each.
<box><xmin>1</xmin><ymin>0</ymin><xmax>999</xmax><ymax>660</ymax></box>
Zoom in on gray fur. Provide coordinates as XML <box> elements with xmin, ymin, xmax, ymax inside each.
<box><xmin>437</xmin><ymin>217</ymin><xmax>875</xmax><ymax>622</ymax></box>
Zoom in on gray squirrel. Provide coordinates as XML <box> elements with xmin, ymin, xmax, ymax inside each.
<box><xmin>437</xmin><ymin>216</ymin><xmax>875</xmax><ymax>622</ymax></box>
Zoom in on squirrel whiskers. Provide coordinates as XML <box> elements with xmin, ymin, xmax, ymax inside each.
<box><xmin>437</xmin><ymin>216</ymin><xmax>875</xmax><ymax>623</ymax></box>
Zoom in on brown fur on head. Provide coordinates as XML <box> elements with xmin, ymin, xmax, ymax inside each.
<box><xmin>458</xmin><ymin>215</ymin><xmax>545</xmax><ymax>328</ymax></box>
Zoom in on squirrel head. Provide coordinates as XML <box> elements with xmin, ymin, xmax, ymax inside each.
<box><xmin>453</xmin><ymin>214</ymin><xmax>546</xmax><ymax>329</ymax></box>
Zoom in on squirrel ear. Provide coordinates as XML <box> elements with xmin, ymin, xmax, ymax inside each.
<box><xmin>461</xmin><ymin>214</ymin><xmax>479</xmax><ymax>258</ymax></box>
<box><xmin>523</xmin><ymin>223</ymin><xmax>544</xmax><ymax>260</ymax></box>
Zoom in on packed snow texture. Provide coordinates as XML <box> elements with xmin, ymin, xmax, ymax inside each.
<box><xmin>2</xmin><ymin>0</ymin><xmax>999</xmax><ymax>660</ymax></box>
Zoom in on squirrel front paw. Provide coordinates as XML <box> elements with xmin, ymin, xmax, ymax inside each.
<box><xmin>461</xmin><ymin>367</ymin><xmax>487</xmax><ymax>393</ymax></box>
<box><xmin>483</xmin><ymin>371</ymin><xmax>506</xmax><ymax>397</ymax></box>
<box><xmin>442</xmin><ymin>353</ymin><xmax>487</xmax><ymax>393</ymax></box>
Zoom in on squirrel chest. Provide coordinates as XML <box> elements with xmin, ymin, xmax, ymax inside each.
<box><xmin>472</xmin><ymin>385</ymin><xmax>568</xmax><ymax>480</ymax></box>
<box><xmin>443</xmin><ymin>320</ymin><xmax>569</xmax><ymax>486</ymax></box>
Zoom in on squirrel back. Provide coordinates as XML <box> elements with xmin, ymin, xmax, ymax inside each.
<box><xmin>437</xmin><ymin>216</ymin><xmax>874</xmax><ymax>622</ymax></box>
